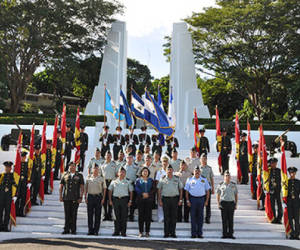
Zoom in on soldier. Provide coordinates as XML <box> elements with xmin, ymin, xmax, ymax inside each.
<box><xmin>87</xmin><ymin>148</ymin><xmax>104</xmax><ymax>176</ymax></box>
<box><xmin>143</xmin><ymin>144</ymin><xmax>151</xmax><ymax>156</ymax></box>
<box><xmin>16</xmin><ymin>152</ymin><xmax>28</xmax><ymax>216</ymax></box>
<box><xmin>240</xmin><ymin>132</ymin><xmax>249</xmax><ymax>184</ymax></box>
<box><xmin>174</xmin><ymin>160</ymin><xmax>191</xmax><ymax>223</ymax></box>
<box><xmin>169</xmin><ymin>148</ymin><xmax>181</xmax><ymax>172</ymax></box>
<box><xmin>0</xmin><ymin>161</ymin><xmax>17</xmax><ymax>231</ymax></box>
<box><xmin>219</xmin><ymin>128</ymin><xmax>232</xmax><ymax>175</ymax></box>
<box><xmin>251</xmin><ymin>143</ymin><xmax>259</xmax><ymax>200</ymax></box>
<box><xmin>157</xmin><ymin>164</ymin><xmax>183</xmax><ymax>238</ymax></box>
<box><xmin>199</xmin><ymin>153</ymin><xmax>215</xmax><ymax>224</ymax></box>
<box><xmin>54</xmin><ymin>129</ymin><xmax>62</xmax><ymax>180</ymax></box>
<box><xmin>198</xmin><ymin>129</ymin><xmax>210</xmax><ymax>156</ymax></box>
<box><xmin>125</xmin><ymin>127</ymin><xmax>139</xmax><ymax>156</ymax></box>
<box><xmin>115</xmin><ymin>150</ymin><xmax>126</xmax><ymax>173</ymax></box>
<box><xmin>124</xmin><ymin>154</ymin><xmax>139</xmax><ymax>221</ymax></box>
<box><xmin>135</xmin><ymin>150</ymin><xmax>144</xmax><ymax>168</ymax></box>
<box><xmin>59</xmin><ymin>161</ymin><xmax>84</xmax><ymax>235</ymax></box>
<box><xmin>79</xmin><ymin>125</ymin><xmax>88</xmax><ymax>172</ymax></box>
<box><xmin>108</xmin><ymin>167</ymin><xmax>134</xmax><ymax>237</ymax></box>
<box><xmin>152</xmin><ymin>150</ymin><xmax>162</xmax><ymax>169</ymax></box>
<box><xmin>112</xmin><ymin>126</ymin><xmax>125</xmax><ymax>160</ymax></box>
<box><xmin>138</xmin><ymin>126</ymin><xmax>151</xmax><ymax>153</ymax></box>
<box><xmin>139</xmin><ymin>154</ymin><xmax>157</xmax><ymax>180</ymax></box>
<box><xmin>185</xmin><ymin>166</ymin><xmax>210</xmax><ymax>238</ymax></box>
<box><xmin>188</xmin><ymin>147</ymin><xmax>201</xmax><ymax>174</ymax></box>
<box><xmin>151</xmin><ymin>133</ymin><xmax>164</xmax><ymax>156</ymax></box>
<box><xmin>44</xmin><ymin>140</ymin><xmax>52</xmax><ymax>194</ymax></box>
<box><xmin>84</xmin><ymin>164</ymin><xmax>106</xmax><ymax>235</ymax></box>
<box><xmin>287</xmin><ymin>166</ymin><xmax>300</xmax><ymax>240</ymax></box>
<box><xmin>100</xmin><ymin>151</ymin><xmax>117</xmax><ymax>221</ymax></box>
<box><xmin>31</xmin><ymin>144</ymin><xmax>44</xmax><ymax>205</ymax></box>
<box><xmin>269</xmin><ymin>158</ymin><xmax>282</xmax><ymax>224</ymax></box>
<box><xmin>65</xmin><ymin>123</ymin><xmax>74</xmax><ymax>170</ymax></box>
<box><xmin>165</xmin><ymin>135</ymin><xmax>179</xmax><ymax>158</ymax></box>
<box><xmin>99</xmin><ymin>125</ymin><xmax>113</xmax><ymax>158</ymax></box>
<box><xmin>216</xmin><ymin>170</ymin><xmax>238</xmax><ymax>239</ymax></box>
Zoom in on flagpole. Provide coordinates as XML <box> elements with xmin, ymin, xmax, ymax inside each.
<box><xmin>104</xmin><ymin>83</ymin><xmax>106</xmax><ymax>128</ymax></box>
<box><xmin>118</xmin><ymin>84</ymin><xmax>121</xmax><ymax>128</ymax></box>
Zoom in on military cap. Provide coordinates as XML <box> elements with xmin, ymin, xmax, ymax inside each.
<box><xmin>221</xmin><ymin>128</ymin><xmax>227</xmax><ymax>132</ymax></box>
<box><xmin>66</xmin><ymin>123</ymin><xmax>72</xmax><ymax>128</ymax></box>
<box><xmin>287</xmin><ymin>166</ymin><xmax>297</xmax><ymax>173</ymax></box>
<box><xmin>46</xmin><ymin>139</ymin><xmax>52</xmax><ymax>144</ymax></box>
<box><xmin>194</xmin><ymin>166</ymin><xmax>200</xmax><ymax>170</ymax></box>
<box><xmin>34</xmin><ymin>144</ymin><xmax>41</xmax><ymax>150</ymax></box>
<box><xmin>119</xmin><ymin>167</ymin><xmax>126</xmax><ymax>172</ymax></box>
<box><xmin>3</xmin><ymin>161</ymin><xmax>13</xmax><ymax>167</ymax></box>
<box><xmin>161</xmin><ymin>155</ymin><xmax>170</xmax><ymax>162</ymax></box>
<box><xmin>267</xmin><ymin>159</ymin><xmax>272</xmax><ymax>164</ymax></box>
<box><xmin>199</xmin><ymin>128</ymin><xmax>205</xmax><ymax>133</ymax></box>
<box><xmin>270</xmin><ymin>157</ymin><xmax>278</xmax><ymax>163</ymax></box>
<box><xmin>172</xmin><ymin>148</ymin><xmax>177</xmax><ymax>153</ymax></box>
<box><xmin>80</xmin><ymin>124</ymin><xmax>86</xmax><ymax>129</ymax></box>
<box><xmin>21</xmin><ymin>151</ymin><xmax>28</xmax><ymax>157</ymax></box>
<box><xmin>241</xmin><ymin>132</ymin><xmax>247</xmax><ymax>137</ymax></box>
<box><xmin>116</xmin><ymin>126</ymin><xmax>122</xmax><ymax>131</ymax></box>
<box><xmin>252</xmin><ymin>143</ymin><xmax>258</xmax><ymax>149</ymax></box>
<box><xmin>96</xmin><ymin>147</ymin><xmax>101</xmax><ymax>152</ymax></box>
<box><xmin>200</xmin><ymin>153</ymin><xmax>207</xmax><ymax>158</ymax></box>
<box><xmin>68</xmin><ymin>161</ymin><xmax>75</xmax><ymax>166</ymax></box>
<box><xmin>141</xmin><ymin>126</ymin><xmax>147</xmax><ymax>131</ymax></box>
<box><xmin>136</xmin><ymin>149</ymin><xmax>143</xmax><ymax>155</ymax></box>
<box><xmin>224</xmin><ymin>170</ymin><xmax>230</xmax><ymax>175</ymax></box>
<box><xmin>190</xmin><ymin>147</ymin><xmax>197</xmax><ymax>152</ymax></box>
<box><xmin>57</xmin><ymin>129</ymin><xmax>61</xmax><ymax>133</ymax></box>
<box><xmin>167</xmin><ymin>165</ymin><xmax>173</xmax><ymax>169</ymax></box>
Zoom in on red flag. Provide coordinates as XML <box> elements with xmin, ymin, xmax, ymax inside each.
<box><xmin>247</xmin><ymin>121</ymin><xmax>254</xmax><ymax>196</ymax></box>
<box><xmin>74</xmin><ymin>107</ymin><xmax>81</xmax><ymax>164</ymax></box>
<box><xmin>38</xmin><ymin>176</ymin><xmax>45</xmax><ymax>204</ymax></box>
<box><xmin>25</xmin><ymin>184</ymin><xmax>31</xmax><ymax>214</ymax></box>
<box><xmin>60</xmin><ymin>104</ymin><xmax>67</xmax><ymax>174</ymax></box>
<box><xmin>261</xmin><ymin>129</ymin><xmax>274</xmax><ymax>222</ymax></box>
<box><xmin>281</xmin><ymin>143</ymin><xmax>292</xmax><ymax>236</ymax></box>
<box><xmin>256</xmin><ymin>125</ymin><xmax>263</xmax><ymax>207</ymax></box>
<box><xmin>9</xmin><ymin>199</ymin><xmax>16</xmax><ymax>227</ymax></box>
<box><xmin>193</xmin><ymin>108</ymin><xmax>200</xmax><ymax>155</ymax></box>
<box><xmin>216</xmin><ymin>106</ymin><xmax>222</xmax><ymax>173</ymax></box>
<box><xmin>41</xmin><ymin>120</ymin><xmax>47</xmax><ymax>169</ymax></box>
<box><xmin>51</xmin><ymin>116</ymin><xmax>58</xmax><ymax>191</ymax></box>
<box><xmin>235</xmin><ymin>111</ymin><xmax>242</xmax><ymax>183</ymax></box>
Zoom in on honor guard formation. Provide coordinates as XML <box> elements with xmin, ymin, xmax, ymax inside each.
<box><xmin>0</xmin><ymin>121</ymin><xmax>299</xmax><ymax>242</ymax></box>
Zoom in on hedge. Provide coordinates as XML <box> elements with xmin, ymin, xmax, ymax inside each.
<box><xmin>203</xmin><ymin>123</ymin><xmax>300</xmax><ymax>131</ymax></box>
<box><xmin>196</xmin><ymin>118</ymin><xmax>294</xmax><ymax>125</ymax></box>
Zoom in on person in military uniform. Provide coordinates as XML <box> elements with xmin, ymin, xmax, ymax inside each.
<box><xmin>54</xmin><ymin>129</ymin><xmax>62</xmax><ymax>180</ymax></box>
<box><xmin>198</xmin><ymin>129</ymin><xmax>210</xmax><ymax>156</ymax></box>
<box><xmin>16</xmin><ymin>152</ymin><xmax>29</xmax><ymax>216</ymax></box>
<box><xmin>174</xmin><ymin>160</ymin><xmax>191</xmax><ymax>223</ymax></box>
<box><xmin>44</xmin><ymin>140</ymin><xmax>52</xmax><ymax>194</ymax></box>
<box><xmin>108</xmin><ymin>167</ymin><xmax>134</xmax><ymax>237</ymax></box>
<box><xmin>216</xmin><ymin>170</ymin><xmax>238</xmax><ymax>239</ymax></box>
<box><xmin>169</xmin><ymin>148</ymin><xmax>181</xmax><ymax>172</ymax></box>
<box><xmin>99</xmin><ymin>125</ymin><xmax>113</xmax><ymax>158</ymax></box>
<box><xmin>152</xmin><ymin>151</ymin><xmax>162</xmax><ymax>169</ymax></box>
<box><xmin>151</xmin><ymin>133</ymin><xmax>164</xmax><ymax>156</ymax></box>
<box><xmin>218</xmin><ymin>128</ymin><xmax>232</xmax><ymax>175</ymax></box>
<box><xmin>269</xmin><ymin>158</ymin><xmax>282</xmax><ymax>224</ymax></box>
<box><xmin>112</xmin><ymin>126</ymin><xmax>125</xmax><ymax>161</ymax></box>
<box><xmin>65</xmin><ymin>123</ymin><xmax>75</xmax><ymax>171</ymax></box>
<box><xmin>84</xmin><ymin>164</ymin><xmax>106</xmax><ymax>235</ymax></box>
<box><xmin>185</xmin><ymin>165</ymin><xmax>210</xmax><ymax>238</ymax></box>
<box><xmin>188</xmin><ymin>147</ymin><xmax>201</xmax><ymax>174</ymax></box>
<box><xmin>135</xmin><ymin>150</ymin><xmax>144</xmax><ymax>168</ymax></box>
<box><xmin>287</xmin><ymin>166</ymin><xmax>300</xmax><ymax>240</ymax></box>
<box><xmin>139</xmin><ymin>154</ymin><xmax>157</xmax><ymax>180</ymax></box>
<box><xmin>199</xmin><ymin>153</ymin><xmax>215</xmax><ymax>224</ymax></box>
<box><xmin>79</xmin><ymin>125</ymin><xmax>88</xmax><ymax>172</ymax></box>
<box><xmin>257</xmin><ymin>158</ymin><xmax>266</xmax><ymax>211</ymax></box>
<box><xmin>100</xmin><ymin>151</ymin><xmax>117</xmax><ymax>221</ymax></box>
<box><xmin>239</xmin><ymin>132</ymin><xmax>249</xmax><ymax>184</ymax></box>
<box><xmin>143</xmin><ymin>144</ymin><xmax>151</xmax><ymax>156</ymax></box>
<box><xmin>251</xmin><ymin>143</ymin><xmax>258</xmax><ymax>200</ymax></box>
<box><xmin>59</xmin><ymin>161</ymin><xmax>84</xmax><ymax>235</ymax></box>
<box><xmin>115</xmin><ymin>150</ymin><xmax>126</xmax><ymax>173</ymax></box>
<box><xmin>138</xmin><ymin>126</ymin><xmax>151</xmax><ymax>153</ymax></box>
<box><xmin>125</xmin><ymin>127</ymin><xmax>139</xmax><ymax>156</ymax></box>
<box><xmin>87</xmin><ymin>148</ymin><xmax>104</xmax><ymax>176</ymax></box>
<box><xmin>31</xmin><ymin>144</ymin><xmax>44</xmax><ymax>205</ymax></box>
<box><xmin>165</xmin><ymin>135</ymin><xmax>179</xmax><ymax>158</ymax></box>
<box><xmin>124</xmin><ymin>154</ymin><xmax>139</xmax><ymax>221</ymax></box>
<box><xmin>0</xmin><ymin>161</ymin><xmax>17</xmax><ymax>231</ymax></box>
<box><xmin>157</xmin><ymin>164</ymin><xmax>183</xmax><ymax>238</ymax></box>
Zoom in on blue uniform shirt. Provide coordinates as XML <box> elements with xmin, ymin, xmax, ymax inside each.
<box><xmin>184</xmin><ymin>175</ymin><xmax>211</xmax><ymax>197</ymax></box>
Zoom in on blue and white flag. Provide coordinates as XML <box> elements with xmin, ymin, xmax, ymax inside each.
<box><xmin>105</xmin><ymin>89</ymin><xmax>124</xmax><ymax>121</ymax></box>
<box><xmin>168</xmin><ymin>87</ymin><xmax>176</xmax><ymax>128</ymax></box>
<box><xmin>120</xmin><ymin>90</ymin><xmax>133</xmax><ymax>127</ymax></box>
<box><xmin>157</xmin><ymin>87</ymin><xmax>164</xmax><ymax>112</ymax></box>
<box><xmin>144</xmin><ymin>90</ymin><xmax>174</xmax><ymax>137</ymax></box>
<box><xmin>131</xmin><ymin>89</ymin><xmax>144</xmax><ymax>120</ymax></box>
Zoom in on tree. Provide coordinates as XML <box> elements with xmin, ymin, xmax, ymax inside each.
<box><xmin>151</xmin><ymin>76</ymin><xmax>170</xmax><ymax>112</ymax></box>
<box><xmin>0</xmin><ymin>0</ymin><xmax>123</xmax><ymax>112</ymax></box>
<box><xmin>185</xmin><ymin>0</ymin><xmax>300</xmax><ymax>120</ymax></box>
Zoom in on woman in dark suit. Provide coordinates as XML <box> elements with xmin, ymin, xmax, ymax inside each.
<box><xmin>135</xmin><ymin>167</ymin><xmax>155</xmax><ymax>237</ymax></box>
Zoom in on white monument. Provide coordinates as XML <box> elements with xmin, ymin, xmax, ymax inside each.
<box><xmin>85</xmin><ymin>21</ymin><xmax>127</xmax><ymax>130</ymax></box>
<box><xmin>170</xmin><ymin>22</ymin><xmax>210</xmax><ymax>145</ymax></box>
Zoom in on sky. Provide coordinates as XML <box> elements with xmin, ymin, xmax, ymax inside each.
<box><xmin>117</xmin><ymin>0</ymin><xmax>216</xmax><ymax>79</ymax></box>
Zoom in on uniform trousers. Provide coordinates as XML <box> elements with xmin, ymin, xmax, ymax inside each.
<box><xmin>63</xmin><ymin>200</ymin><xmax>79</xmax><ymax>233</ymax></box>
<box><xmin>16</xmin><ymin>179</ymin><xmax>27</xmax><ymax>216</ymax></box>
<box><xmin>240</xmin><ymin>159</ymin><xmax>249</xmax><ymax>184</ymax></box>
<box><xmin>87</xmin><ymin>194</ymin><xmax>102</xmax><ymax>234</ymax></box>
<box><xmin>44</xmin><ymin>166</ymin><xmax>51</xmax><ymax>194</ymax></box>
<box><xmin>251</xmin><ymin>173</ymin><xmax>257</xmax><ymax>199</ymax></box>
<box><xmin>177</xmin><ymin>194</ymin><xmax>189</xmax><ymax>222</ymax></box>
<box><xmin>0</xmin><ymin>192</ymin><xmax>12</xmax><ymax>230</ymax></box>
<box><xmin>220</xmin><ymin>200</ymin><xmax>235</xmax><ymax>237</ymax></box>
<box><xmin>221</xmin><ymin>154</ymin><xmax>229</xmax><ymax>174</ymax></box>
<box><xmin>31</xmin><ymin>175</ymin><xmax>41</xmax><ymax>203</ymax></box>
<box><xmin>103</xmin><ymin>180</ymin><xmax>113</xmax><ymax>220</ymax></box>
<box><xmin>287</xmin><ymin>199</ymin><xmax>300</xmax><ymax>238</ymax></box>
<box><xmin>79</xmin><ymin>150</ymin><xmax>86</xmax><ymax>172</ymax></box>
<box><xmin>112</xmin><ymin>196</ymin><xmax>129</xmax><ymax>235</ymax></box>
<box><xmin>270</xmin><ymin>191</ymin><xmax>282</xmax><ymax>221</ymax></box>
<box><xmin>205</xmin><ymin>190</ymin><xmax>211</xmax><ymax>221</ymax></box>
<box><xmin>190</xmin><ymin>195</ymin><xmax>205</xmax><ymax>236</ymax></box>
<box><xmin>162</xmin><ymin>196</ymin><xmax>178</xmax><ymax>236</ymax></box>
<box><xmin>137</xmin><ymin>197</ymin><xmax>153</xmax><ymax>233</ymax></box>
